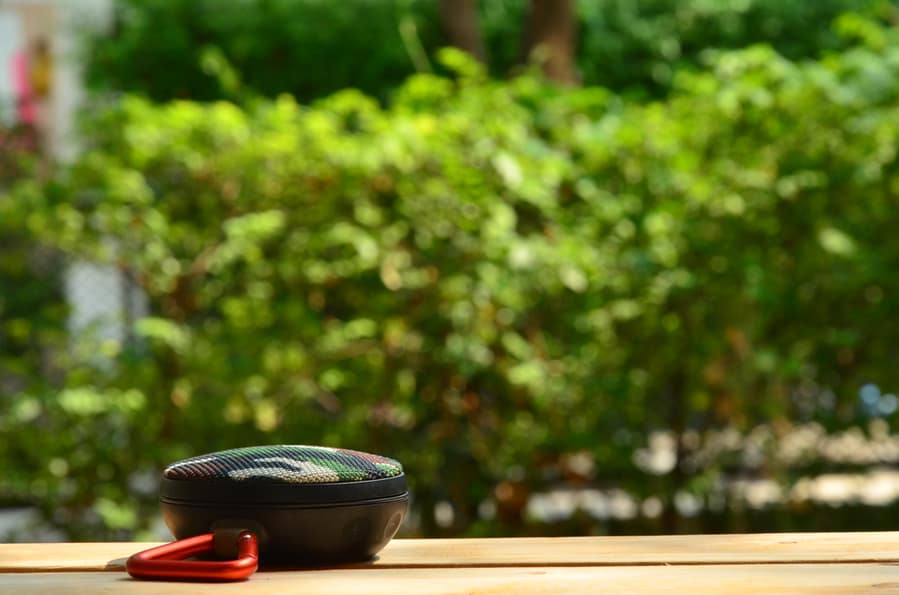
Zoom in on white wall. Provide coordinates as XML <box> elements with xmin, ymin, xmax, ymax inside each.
<box><xmin>0</xmin><ymin>0</ymin><xmax>114</xmax><ymax>159</ymax></box>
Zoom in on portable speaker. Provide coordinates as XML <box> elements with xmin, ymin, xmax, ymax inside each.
<box><xmin>128</xmin><ymin>444</ymin><xmax>408</xmax><ymax>580</ymax></box>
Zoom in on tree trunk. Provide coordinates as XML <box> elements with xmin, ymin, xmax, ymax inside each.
<box><xmin>521</xmin><ymin>0</ymin><xmax>578</xmax><ymax>85</ymax></box>
<box><xmin>439</xmin><ymin>0</ymin><xmax>485</xmax><ymax>63</ymax></box>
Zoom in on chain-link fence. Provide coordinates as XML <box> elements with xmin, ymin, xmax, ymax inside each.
<box><xmin>64</xmin><ymin>260</ymin><xmax>146</xmax><ymax>347</ymax></box>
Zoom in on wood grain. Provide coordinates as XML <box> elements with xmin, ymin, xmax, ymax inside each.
<box><xmin>3</xmin><ymin>564</ymin><xmax>899</xmax><ymax>594</ymax></box>
<box><xmin>3</xmin><ymin>532</ymin><xmax>899</xmax><ymax>573</ymax></box>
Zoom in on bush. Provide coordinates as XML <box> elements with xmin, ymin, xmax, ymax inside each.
<box><xmin>6</xmin><ymin>18</ymin><xmax>899</xmax><ymax>537</ymax></box>
<box><xmin>576</xmin><ymin>0</ymin><xmax>889</xmax><ymax>96</ymax></box>
<box><xmin>85</xmin><ymin>0</ymin><xmax>442</xmax><ymax>103</ymax></box>
<box><xmin>84</xmin><ymin>0</ymin><xmax>894</xmax><ymax>102</ymax></box>
<box><xmin>0</xmin><ymin>128</ymin><xmax>68</xmax><ymax>510</ymax></box>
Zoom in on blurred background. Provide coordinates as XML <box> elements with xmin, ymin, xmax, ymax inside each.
<box><xmin>3</xmin><ymin>0</ymin><xmax>899</xmax><ymax>542</ymax></box>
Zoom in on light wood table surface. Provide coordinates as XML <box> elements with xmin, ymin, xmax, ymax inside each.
<box><xmin>3</xmin><ymin>532</ymin><xmax>899</xmax><ymax>593</ymax></box>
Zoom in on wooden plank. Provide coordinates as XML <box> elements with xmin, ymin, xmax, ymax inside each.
<box><xmin>0</xmin><ymin>542</ymin><xmax>159</xmax><ymax>572</ymax></box>
<box><xmin>3</xmin><ymin>564</ymin><xmax>899</xmax><ymax>594</ymax></box>
<box><xmin>377</xmin><ymin>533</ymin><xmax>899</xmax><ymax>567</ymax></box>
<box><xmin>3</xmin><ymin>532</ymin><xmax>899</xmax><ymax>573</ymax></box>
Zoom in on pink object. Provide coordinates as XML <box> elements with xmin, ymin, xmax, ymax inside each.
<box><xmin>11</xmin><ymin>51</ymin><xmax>36</xmax><ymax>124</ymax></box>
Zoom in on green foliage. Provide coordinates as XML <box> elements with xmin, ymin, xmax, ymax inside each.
<box><xmin>576</xmin><ymin>0</ymin><xmax>891</xmax><ymax>96</ymax></box>
<box><xmin>0</xmin><ymin>130</ymin><xmax>68</xmax><ymax>513</ymax></box>
<box><xmin>85</xmin><ymin>0</ymin><xmax>442</xmax><ymax>103</ymax></box>
<box><xmin>8</xmin><ymin>19</ymin><xmax>899</xmax><ymax>537</ymax></box>
<box><xmin>84</xmin><ymin>0</ymin><xmax>894</xmax><ymax>102</ymax></box>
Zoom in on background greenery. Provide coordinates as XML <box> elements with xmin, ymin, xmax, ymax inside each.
<box><xmin>85</xmin><ymin>0</ymin><xmax>895</xmax><ymax>102</ymax></box>
<box><xmin>4</xmin><ymin>2</ymin><xmax>899</xmax><ymax>539</ymax></box>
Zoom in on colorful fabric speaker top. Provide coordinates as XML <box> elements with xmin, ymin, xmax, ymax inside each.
<box><xmin>163</xmin><ymin>445</ymin><xmax>403</xmax><ymax>484</ymax></box>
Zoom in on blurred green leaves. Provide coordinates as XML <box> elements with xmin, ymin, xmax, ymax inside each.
<box><xmin>7</xmin><ymin>15</ymin><xmax>899</xmax><ymax>538</ymax></box>
<box><xmin>84</xmin><ymin>0</ymin><xmax>895</xmax><ymax>103</ymax></box>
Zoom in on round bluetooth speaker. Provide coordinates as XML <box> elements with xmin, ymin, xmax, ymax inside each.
<box><xmin>157</xmin><ymin>445</ymin><xmax>408</xmax><ymax>565</ymax></box>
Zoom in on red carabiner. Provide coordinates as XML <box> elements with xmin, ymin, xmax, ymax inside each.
<box><xmin>126</xmin><ymin>531</ymin><xmax>258</xmax><ymax>581</ymax></box>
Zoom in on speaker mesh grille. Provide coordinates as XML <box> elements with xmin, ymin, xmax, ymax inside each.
<box><xmin>164</xmin><ymin>445</ymin><xmax>403</xmax><ymax>484</ymax></box>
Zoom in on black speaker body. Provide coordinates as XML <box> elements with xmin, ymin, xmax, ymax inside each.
<box><xmin>158</xmin><ymin>445</ymin><xmax>408</xmax><ymax>565</ymax></box>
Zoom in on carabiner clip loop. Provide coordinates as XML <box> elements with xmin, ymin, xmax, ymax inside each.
<box><xmin>126</xmin><ymin>530</ymin><xmax>258</xmax><ymax>581</ymax></box>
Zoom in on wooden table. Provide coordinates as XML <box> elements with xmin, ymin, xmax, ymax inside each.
<box><xmin>4</xmin><ymin>532</ymin><xmax>899</xmax><ymax>593</ymax></box>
